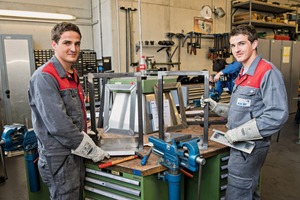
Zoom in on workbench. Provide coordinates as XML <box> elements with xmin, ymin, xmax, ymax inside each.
<box><xmin>84</xmin><ymin>124</ymin><xmax>229</xmax><ymax>200</ymax></box>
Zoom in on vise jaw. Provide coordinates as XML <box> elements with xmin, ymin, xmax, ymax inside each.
<box><xmin>149</xmin><ymin>135</ymin><xmax>205</xmax><ymax>172</ymax></box>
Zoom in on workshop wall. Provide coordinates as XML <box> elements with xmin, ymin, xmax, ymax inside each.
<box><xmin>0</xmin><ymin>0</ymin><xmax>94</xmax><ymax>50</ymax></box>
<box><xmin>0</xmin><ymin>0</ymin><xmax>297</xmax><ymax>73</ymax></box>
<box><xmin>106</xmin><ymin>0</ymin><xmax>232</xmax><ymax>72</ymax></box>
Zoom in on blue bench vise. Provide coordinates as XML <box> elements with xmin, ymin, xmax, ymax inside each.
<box><xmin>149</xmin><ymin>134</ymin><xmax>205</xmax><ymax>200</ymax></box>
<box><xmin>1</xmin><ymin>124</ymin><xmax>27</xmax><ymax>151</ymax></box>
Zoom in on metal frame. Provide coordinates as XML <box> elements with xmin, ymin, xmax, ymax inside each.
<box><xmin>88</xmin><ymin>72</ymin><xmax>143</xmax><ymax>149</ymax></box>
<box><xmin>103</xmin><ymin>84</ymin><xmax>136</xmax><ymax>136</ymax></box>
<box><xmin>157</xmin><ymin>71</ymin><xmax>210</xmax><ymax>150</ymax></box>
<box><xmin>154</xmin><ymin>82</ymin><xmax>188</xmax><ymax>132</ymax></box>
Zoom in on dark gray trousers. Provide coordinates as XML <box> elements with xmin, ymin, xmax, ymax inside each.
<box><xmin>38</xmin><ymin>154</ymin><xmax>85</xmax><ymax>200</ymax></box>
<box><xmin>225</xmin><ymin>139</ymin><xmax>270</xmax><ymax>200</ymax></box>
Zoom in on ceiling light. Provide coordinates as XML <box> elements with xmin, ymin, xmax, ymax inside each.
<box><xmin>0</xmin><ymin>9</ymin><xmax>76</xmax><ymax>20</ymax></box>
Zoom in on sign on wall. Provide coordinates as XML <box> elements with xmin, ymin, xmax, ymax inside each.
<box><xmin>194</xmin><ymin>17</ymin><xmax>213</xmax><ymax>34</ymax></box>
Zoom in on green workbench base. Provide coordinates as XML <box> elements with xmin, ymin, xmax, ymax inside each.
<box><xmin>84</xmin><ymin>163</ymin><xmax>185</xmax><ymax>200</ymax></box>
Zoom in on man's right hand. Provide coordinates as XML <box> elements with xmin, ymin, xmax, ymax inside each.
<box><xmin>72</xmin><ymin>132</ymin><xmax>110</xmax><ymax>162</ymax></box>
<box><xmin>204</xmin><ymin>98</ymin><xmax>229</xmax><ymax>118</ymax></box>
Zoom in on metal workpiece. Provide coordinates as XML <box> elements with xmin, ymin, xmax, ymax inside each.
<box><xmin>87</xmin><ymin>72</ymin><xmax>144</xmax><ymax>150</ymax></box>
<box><xmin>154</xmin><ymin>81</ymin><xmax>188</xmax><ymax>133</ymax></box>
<box><xmin>103</xmin><ymin>83</ymin><xmax>136</xmax><ymax>136</ymax></box>
<box><xmin>157</xmin><ymin>70</ymin><xmax>210</xmax><ymax>150</ymax></box>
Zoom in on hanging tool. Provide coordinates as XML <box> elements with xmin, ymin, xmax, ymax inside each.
<box><xmin>120</xmin><ymin>6</ymin><xmax>137</xmax><ymax>72</ymax></box>
<box><xmin>120</xmin><ymin>6</ymin><xmax>129</xmax><ymax>72</ymax></box>
<box><xmin>128</xmin><ymin>8</ymin><xmax>137</xmax><ymax>67</ymax></box>
<box><xmin>175</xmin><ymin>33</ymin><xmax>184</xmax><ymax>70</ymax></box>
<box><xmin>141</xmin><ymin>146</ymin><xmax>153</xmax><ymax>166</ymax></box>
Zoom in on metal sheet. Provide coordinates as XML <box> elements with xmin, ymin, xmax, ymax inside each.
<box><xmin>210</xmin><ymin>129</ymin><xmax>255</xmax><ymax>154</ymax></box>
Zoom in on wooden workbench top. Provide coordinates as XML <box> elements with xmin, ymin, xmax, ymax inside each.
<box><xmin>92</xmin><ymin>124</ymin><xmax>229</xmax><ymax>176</ymax></box>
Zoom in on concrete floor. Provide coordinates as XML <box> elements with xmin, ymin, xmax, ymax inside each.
<box><xmin>0</xmin><ymin>114</ymin><xmax>299</xmax><ymax>200</ymax></box>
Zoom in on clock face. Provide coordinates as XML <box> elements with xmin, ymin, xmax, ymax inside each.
<box><xmin>200</xmin><ymin>5</ymin><xmax>212</xmax><ymax>19</ymax></box>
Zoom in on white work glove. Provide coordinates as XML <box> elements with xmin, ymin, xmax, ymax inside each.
<box><xmin>225</xmin><ymin>119</ymin><xmax>263</xmax><ymax>144</ymax></box>
<box><xmin>72</xmin><ymin>132</ymin><xmax>110</xmax><ymax>162</ymax></box>
<box><xmin>203</xmin><ymin>98</ymin><xmax>229</xmax><ymax>118</ymax></box>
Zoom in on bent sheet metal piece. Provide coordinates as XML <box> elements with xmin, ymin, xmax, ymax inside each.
<box><xmin>211</xmin><ymin>129</ymin><xmax>255</xmax><ymax>154</ymax></box>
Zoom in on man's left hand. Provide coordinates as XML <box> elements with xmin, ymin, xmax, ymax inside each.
<box><xmin>224</xmin><ymin>119</ymin><xmax>263</xmax><ymax>144</ymax></box>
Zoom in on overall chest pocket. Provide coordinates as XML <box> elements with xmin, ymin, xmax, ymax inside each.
<box><xmin>232</xmin><ymin>88</ymin><xmax>260</xmax><ymax>112</ymax></box>
<box><xmin>60</xmin><ymin>89</ymin><xmax>82</xmax><ymax>116</ymax></box>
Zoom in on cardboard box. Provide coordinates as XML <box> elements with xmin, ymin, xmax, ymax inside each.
<box><xmin>234</xmin><ymin>12</ymin><xmax>258</xmax><ymax>22</ymax></box>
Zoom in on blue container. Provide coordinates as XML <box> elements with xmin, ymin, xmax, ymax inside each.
<box><xmin>25</xmin><ymin>150</ymin><xmax>40</xmax><ymax>192</ymax></box>
<box><xmin>193</xmin><ymin>99</ymin><xmax>201</xmax><ymax>107</ymax></box>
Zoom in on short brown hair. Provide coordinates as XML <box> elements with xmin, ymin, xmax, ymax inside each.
<box><xmin>51</xmin><ymin>22</ymin><xmax>82</xmax><ymax>43</ymax></box>
<box><xmin>230</xmin><ymin>24</ymin><xmax>258</xmax><ymax>43</ymax></box>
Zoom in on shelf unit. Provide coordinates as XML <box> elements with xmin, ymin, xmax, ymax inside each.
<box><xmin>231</xmin><ymin>0</ymin><xmax>298</xmax><ymax>33</ymax></box>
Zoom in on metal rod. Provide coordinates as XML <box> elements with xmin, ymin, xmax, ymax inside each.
<box><xmin>138</xmin><ymin>0</ymin><xmax>143</xmax><ymax>57</ymax></box>
<box><xmin>197</xmin><ymin>164</ymin><xmax>203</xmax><ymax>200</ymax></box>
<box><xmin>137</xmin><ymin>74</ymin><xmax>144</xmax><ymax>149</ymax></box>
<box><xmin>158</xmin><ymin>74</ymin><xmax>164</xmax><ymax>140</ymax></box>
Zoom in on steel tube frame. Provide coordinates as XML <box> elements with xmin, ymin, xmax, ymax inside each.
<box><xmin>157</xmin><ymin>71</ymin><xmax>209</xmax><ymax>149</ymax></box>
<box><xmin>88</xmin><ymin>72</ymin><xmax>144</xmax><ymax>149</ymax></box>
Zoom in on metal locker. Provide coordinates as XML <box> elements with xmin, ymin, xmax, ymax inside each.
<box><xmin>258</xmin><ymin>39</ymin><xmax>270</xmax><ymax>60</ymax></box>
<box><xmin>281</xmin><ymin>40</ymin><xmax>292</xmax><ymax>113</ymax></box>
<box><xmin>270</xmin><ymin>40</ymin><xmax>282</xmax><ymax>71</ymax></box>
<box><xmin>291</xmin><ymin>41</ymin><xmax>300</xmax><ymax>113</ymax></box>
<box><xmin>0</xmin><ymin>35</ymin><xmax>35</xmax><ymax>131</ymax></box>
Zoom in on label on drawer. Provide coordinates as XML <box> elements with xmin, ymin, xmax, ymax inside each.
<box><xmin>211</xmin><ymin>129</ymin><xmax>255</xmax><ymax>154</ymax></box>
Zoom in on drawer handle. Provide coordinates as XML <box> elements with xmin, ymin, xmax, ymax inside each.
<box><xmin>221</xmin><ymin>165</ymin><xmax>228</xmax><ymax>171</ymax></box>
<box><xmin>221</xmin><ymin>156</ymin><xmax>229</xmax><ymax>161</ymax></box>
<box><xmin>220</xmin><ymin>173</ymin><xmax>228</xmax><ymax>179</ymax></box>
<box><xmin>220</xmin><ymin>184</ymin><xmax>227</xmax><ymax>191</ymax></box>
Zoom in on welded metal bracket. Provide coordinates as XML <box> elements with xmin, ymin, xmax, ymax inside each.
<box><xmin>157</xmin><ymin>71</ymin><xmax>209</xmax><ymax>150</ymax></box>
<box><xmin>154</xmin><ymin>82</ymin><xmax>188</xmax><ymax>132</ymax></box>
<box><xmin>103</xmin><ymin>83</ymin><xmax>136</xmax><ymax>135</ymax></box>
<box><xmin>88</xmin><ymin>72</ymin><xmax>143</xmax><ymax>149</ymax></box>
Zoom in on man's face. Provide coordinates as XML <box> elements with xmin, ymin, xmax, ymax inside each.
<box><xmin>52</xmin><ymin>31</ymin><xmax>81</xmax><ymax>67</ymax></box>
<box><xmin>229</xmin><ymin>34</ymin><xmax>257</xmax><ymax>64</ymax></box>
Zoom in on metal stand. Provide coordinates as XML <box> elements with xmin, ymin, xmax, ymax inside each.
<box><xmin>88</xmin><ymin>72</ymin><xmax>144</xmax><ymax>150</ymax></box>
<box><xmin>157</xmin><ymin>71</ymin><xmax>210</xmax><ymax>150</ymax></box>
<box><xmin>154</xmin><ymin>82</ymin><xmax>188</xmax><ymax>132</ymax></box>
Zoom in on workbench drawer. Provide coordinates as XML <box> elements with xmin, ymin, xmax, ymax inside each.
<box><xmin>84</xmin><ymin>163</ymin><xmax>173</xmax><ymax>200</ymax></box>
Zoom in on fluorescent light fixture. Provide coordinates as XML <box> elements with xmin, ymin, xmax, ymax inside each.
<box><xmin>0</xmin><ymin>9</ymin><xmax>76</xmax><ymax>20</ymax></box>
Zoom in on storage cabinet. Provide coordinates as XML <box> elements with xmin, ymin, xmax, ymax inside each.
<box><xmin>258</xmin><ymin>39</ymin><xmax>300</xmax><ymax>113</ymax></box>
<box><xmin>185</xmin><ymin>151</ymin><xmax>230</xmax><ymax>200</ymax></box>
<box><xmin>84</xmin><ymin>150</ymin><xmax>230</xmax><ymax>200</ymax></box>
<box><xmin>231</xmin><ymin>0</ymin><xmax>298</xmax><ymax>35</ymax></box>
<box><xmin>84</xmin><ymin>163</ymin><xmax>174</xmax><ymax>200</ymax></box>
<box><xmin>0</xmin><ymin>35</ymin><xmax>35</xmax><ymax>130</ymax></box>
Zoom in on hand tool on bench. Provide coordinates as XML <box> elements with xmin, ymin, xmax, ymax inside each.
<box><xmin>98</xmin><ymin>153</ymin><xmax>141</xmax><ymax>169</ymax></box>
<box><xmin>141</xmin><ymin>146</ymin><xmax>153</xmax><ymax>166</ymax></box>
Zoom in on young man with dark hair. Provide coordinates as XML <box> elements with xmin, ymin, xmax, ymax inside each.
<box><xmin>28</xmin><ymin>22</ymin><xmax>109</xmax><ymax>199</ymax></box>
<box><xmin>205</xmin><ymin>24</ymin><xmax>289</xmax><ymax>199</ymax></box>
